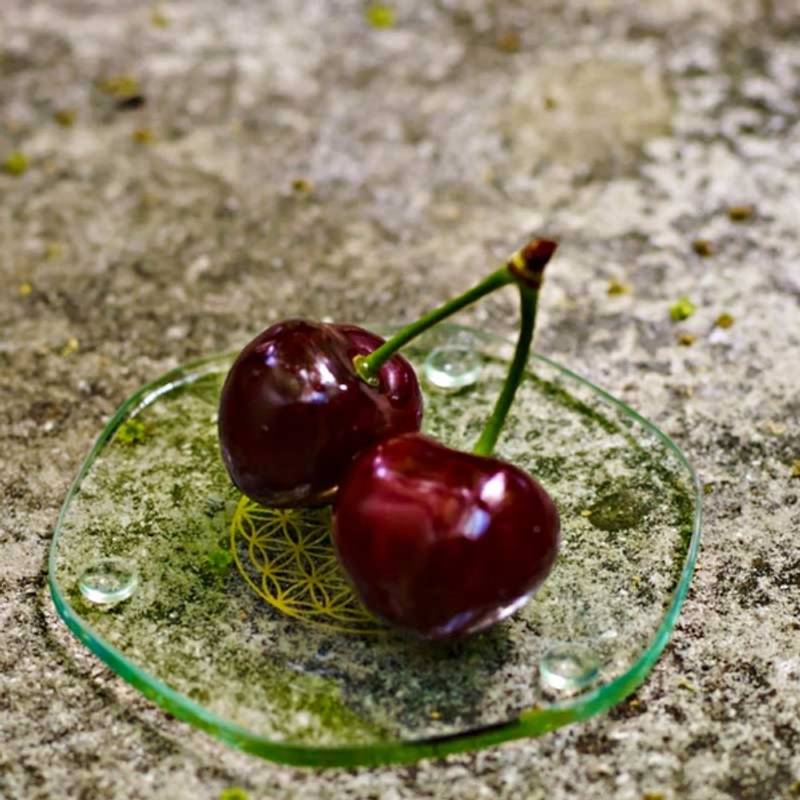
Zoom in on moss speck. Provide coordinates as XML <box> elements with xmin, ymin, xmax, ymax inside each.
<box><xmin>692</xmin><ymin>239</ymin><xmax>714</xmax><ymax>257</ymax></box>
<box><xmin>151</xmin><ymin>7</ymin><xmax>170</xmax><ymax>28</ymax></box>
<box><xmin>669</xmin><ymin>297</ymin><xmax>696</xmax><ymax>322</ymax></box>
<box><xmin>3</xmin><ymin>151</ymin><xmax>29</xmax><ymax>176</ymax></box>
<box><xmin>495</xmin><ymin>31</ymin><xmax>521</xmax><ymax>53</ymax></box>
<box><xmin>60</xmin><ymin>337</ymin><xmax>79</xmax><ymax>357</ymax></box>
<box><xmin>607</xmin><ymin>279</ymin><xmax>631</xmax><ymax>296</ymax></box>
<box><xmin>54</xmin><ymin>108</ymin><xmax>77</xmax><ymax>127</ymax></box>
<box><xmin>45</xmin><ymin>242</ymin><xmax>63</xmax><ymax>260</ymax></box>
<box><xmin>365</xmin><ymin>4</ymin><xmax>395</xmax><ymax>28</ymax></box>
<box><xmin>116</xmin><ymin>418</ymin><xmax>147</xmax><ymax>445</ymax></box>
<box><xmin>208</xmin><ymin>547</ymin><xmax>233</xmax><ymax>573</ymax></box>
<box><xmin>132</xmin><ymin>127</ymin><xmax>155</xmax><ymax>145</ymax></box>
<box><xmin>219</xmin><ymin>789</ymin><xmax>248</xmax><ymax>800</ymax></box>
<box><xmin>100</xmin><ymin>75</ymin><xmax>140</xmax><ymax>99</ymax></box>
<box><xmin>291</xmin><ymin>177</ymin><xmax>314</xmax><ymax>194</ymax></box>
<box><xmin>727</xmin><ymin>204</ymin><xmax>754</xmax><ymax>221</ymax></box>
<box><xmin>715</xmin><ymin>312</ymin><xmax>734</xmax><ymax>329</ymax></box>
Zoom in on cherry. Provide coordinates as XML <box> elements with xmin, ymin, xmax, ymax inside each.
<box><xmin>331</xmin><ymin>237</ymin><xmax>560</xmax><ymax>638</ymax></box>
<box><xmin>219</xmin><ymin>237</ymin><xmax>555</xmax><ymax>508</ymax></box>
<box><xmin>218</xmin><ymin>320</ymin><xmax>421</xmax><ymax>507</ymax></box>
<box><xmin>332</xmin><ymin>433</ymin><xmax>560</xmax><ymax>638</ymax></box>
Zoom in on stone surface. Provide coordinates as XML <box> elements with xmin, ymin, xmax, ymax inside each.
<box><xmin>1</xmin><ymin>0</ymin><xmax>799</xmax><ymax>798</ymax></box>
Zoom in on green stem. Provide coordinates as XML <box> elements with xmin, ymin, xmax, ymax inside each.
<box><xmin>473</xmin><ymin>281</ymin><xmax>539</xmax><ymax>457</ymax></box>
<box><xmin>354</xmin><ymin>238</ymin><xmax>557</xmax><ymax>383</ymax></box>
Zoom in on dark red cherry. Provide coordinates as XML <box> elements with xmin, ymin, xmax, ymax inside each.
<box><xmin>218</xmin><ymin>320</ymin><xmax>422</xmax><ymax>507</ymax></box>
<box><xmin>332</xmin><ymin>433</ymin><xmax>560</xmax><ymax>639</ymax></box>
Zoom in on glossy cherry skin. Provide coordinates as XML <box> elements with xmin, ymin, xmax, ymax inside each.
<box><xmin>218</xmin><ymin>319</ymin><xmax>422</xmax><ymax>507</ymax></box>
<box><xmin>332</xmin><ymin>433</ymin><xmax>560</xmax><ymax>639</ymax></box>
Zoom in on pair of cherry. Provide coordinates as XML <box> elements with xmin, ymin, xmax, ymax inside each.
<box><xmin>218</xmin><ymin>239</ymin><xmax>560</xmax><ymax>639</ymax></box>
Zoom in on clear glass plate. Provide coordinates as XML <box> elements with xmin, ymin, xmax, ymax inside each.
<box><xmin>48</xmin><ymin>324</ymin><xmax>701</xmax><ymax>766</ymax></box>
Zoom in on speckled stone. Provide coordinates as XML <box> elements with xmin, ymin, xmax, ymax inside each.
<box><xmin>2</xmin><ymin>0</ymin><xmax>800</xmax><ymax>798</ymax></box>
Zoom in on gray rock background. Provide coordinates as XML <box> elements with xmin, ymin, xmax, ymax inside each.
<box><xmin>2</xmin><ymin>0</ymin><xmax>799</xmax><ymax>797</ymax></box>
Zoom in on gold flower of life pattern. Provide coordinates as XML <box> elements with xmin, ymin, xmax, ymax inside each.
<box><xmin>230</xmin><ymin>496</ymin><xmax>382</xmax><ymax>635</ymax></box>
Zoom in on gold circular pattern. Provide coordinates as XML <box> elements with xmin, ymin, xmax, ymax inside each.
<box><xmin>230</xmin><ymin>496</ymin><xmax>382</xmax><ymax>635</ymax></box>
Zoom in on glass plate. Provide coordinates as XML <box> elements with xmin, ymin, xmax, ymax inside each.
<box><xmin>48</xmin><ymin>324</ymin><xmax>701</xmax><ymax>767</ymax></box>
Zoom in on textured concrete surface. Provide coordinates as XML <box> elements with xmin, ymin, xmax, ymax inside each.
<box><xmin>2</xmin><ymin>0</ymin><xmax>800</xmax><ymax>798</ymax></box>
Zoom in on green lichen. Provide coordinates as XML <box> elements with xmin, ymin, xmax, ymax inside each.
<box><xmin>530</xmin><ymin>454</ymin><xmax>570</xmax><ymax>482</ymax></box>
<box><xmin>620</xmin><ymin>446</ymin><xmax>696</xmax><ymax>596</ymax></box>
<box><xmin>586</xmin><ymin>488</ymin><xmax>652</xmax><ymax>532</ymax></box>
<box><xmin>221</xmin><ymin>647</ymin><xmax>387</xmax><ymax>743</ymax></box>
<box><xmin>182</xmin><ymin>371</ymin><xmax>224</xmax><ymax>406</ymax></box>
<box><xmin>208</xmin><ymin>547</ymin><xmax>233</xmax><ymax>573</ymax></box>
<box><xmin>526</xmin><ymin>372</ymin><xmax>620</xmax><ymax>435</ymax></box>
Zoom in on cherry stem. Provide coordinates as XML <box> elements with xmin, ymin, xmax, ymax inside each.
<box><xmin>354</xmin><ymin>238</ymin><xmax>558</xmax><ymax>384</ymax></box>
<box><xmin>473</xmin><ymin>241</ymin><xmax>557</xmax><ymax>457</ymax></box>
